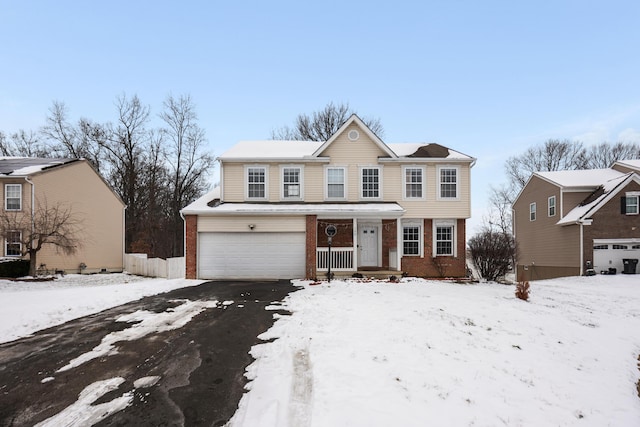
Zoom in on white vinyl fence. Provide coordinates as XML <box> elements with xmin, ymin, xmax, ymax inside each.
<box><xmin>124</xmin><ymin>253</ymin><xmax>185</xmax><ymax>279</ymax></box>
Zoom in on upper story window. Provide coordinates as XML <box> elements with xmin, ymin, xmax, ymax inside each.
<box><xmin>361</xmin><ymin>167</ymin><xmax>381</xmax><ymax>199</ymax></box>
<box><xmin>623</xmin><ymin>193</ymin><xmax>639</xmax><ymax>215</ymax></box>
<box><xmin>404</xmin><ymin>167</ymin><xmax>424</xmax><ymax>199</ymax></box>
<box><xmin>5</xmin><ymin>231</ymin><xmax>21</xmax><ymax>256</ymax></box>
<box><xmin>5</xmin><ymin>184</ymin><xmax>22</xmax><ymax>211</ymax></box>
<box><xmin>326</xmin><ymin>167</ymin><xmax>346</xmax><ymax>199</ymax></box>
<box><xmin>282</xmin><ymin>166</ymin><xmax>302</xmax><ymax>200</ymax></box>
<box><xmin>530</xmin><ymin>202</ymin><xmax>536</xmax><ymax>221</ymax></box>
<box><xmin>246</xmin><ymin>166</ymin><xmax>267</xmax><ymax>200</ymax></box>
<box><xmin>548</xmin><ymin>195</ymin><xmax>556</xmax><ymax>217</ymax></box>
<box><xmin>438</xmin><ymin>166</ymin><xmax>458</xmax><ymax>199</ymax></box>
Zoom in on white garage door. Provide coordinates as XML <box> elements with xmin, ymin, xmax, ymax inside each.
<box><xmin>198</xmin><ymin>232</ymin><xmax>306</xmax><ymax>279</ymax></box>
<box><xmin>593</xmin><ymin>240</ymin><xmax>640</xmax><ymax>274</ymax></box>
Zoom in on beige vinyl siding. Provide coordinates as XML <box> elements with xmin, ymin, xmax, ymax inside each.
<box><xmin>30</xmin><ymin>161</ymin><xmax>124</xmax><ymax>273</ymax></box>
<box><xmin>304</xmin><ymin>165</ymin><xmax>324</xmax><ymax>202</ymax></box>
<box><xmin>198</xmin><ymin>215</ymin><xmax>306</xmax><ymax>232</ymax></box>
<box><xmin>221</xmin><ymin>163</ymin><xmax>244</xmax><ymax>202</ymax></box>
<box><xmin>514</xmin><ymin>176</ymin><xmax>579</xmax><ymax>273</ymax></box>
<box><xmin>561</xmin><ymin>191</ymin><xmax>591</xmax><ymax>216</ymax></box>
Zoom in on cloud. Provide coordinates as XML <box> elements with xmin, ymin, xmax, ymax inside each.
<box><xmin>617</xmin><ymin>128</ymin><xmax>640</xmax><ymax>142</ymax></box>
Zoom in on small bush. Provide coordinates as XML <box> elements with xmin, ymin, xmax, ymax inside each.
<box><xmin>515</xmin><ymin>280</ymin><xmax>530</xmax><ymax>301</ymax></box>
<box><xmin>0</xmin><ymin>259</ymin><xmax>30</xmax><ymax>278</ymax></box>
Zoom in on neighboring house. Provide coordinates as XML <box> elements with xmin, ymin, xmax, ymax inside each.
<box><xmin>0</xmin><ymin>157</ymin><xmax>125</xmax><ymax>273</ymax></box>
<box><xmin>513</xmin><ymin>159</ymin><xmax>640</xmax><ymax>280</ymax></box>
<box><xmin>182</xmin><ymin>115</ymin><xmax>475</xmax><ymax>280</ymax></box>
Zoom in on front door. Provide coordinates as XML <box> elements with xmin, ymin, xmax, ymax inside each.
<box><xmin>358</xmin><ymin>225</ymin><xmax>378</xmax><ymax>267</ymax></box>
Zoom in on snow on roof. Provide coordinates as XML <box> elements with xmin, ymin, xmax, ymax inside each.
<box><xmin>536</xmin><ymin>168</ymin><xmax>625</xmax><ymax>188</ymax></box>
<box><xmin>219</xmin><ymin>140</ymin><xmax>323</xmax><ymax>159</ymax></box>
<box><xmin>182</xmin><ymin>187</ymin><xmax>221</xmax><ymax>212</ymax></box>
<box><xmin>219</xmin><ymin>140</ymin><xmax>473</xmax><ymax>161</ymax></box>
<box><xmin>182</xmin><ymin>191</ymin><xmax>405</xmax><ymax>217</ymax></box>
<box><xmin>614</xmin><ymin>159</ymin><xmax>640</xmax><ymax>170</ymax></box>
<box><xmin>557</xmin><ymin>173</ymin><xmax>634</xmax><ymax>225</ymax></box>
<box><xmin>0</xmin><ymin>157</ymin><xmax>77</xmax><ymax>176</ymax></box>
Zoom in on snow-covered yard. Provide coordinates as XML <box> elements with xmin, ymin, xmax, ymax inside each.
<box><xmin>0</xmin><ymin>273</ymin><xmax>204</xmax><ymax>344</ymax></box>
<box><xmin>230</xmin><ymin>275</ymin><xmax>640</xmax><ymax>427</ymax></box>
<box><xmin>1</xmin><ymin>273</ymin><xmax>639</xmax><ymax>426</ymax></box>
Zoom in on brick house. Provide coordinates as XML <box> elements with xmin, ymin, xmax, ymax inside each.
<box><xmin>182</xmin><ymin>115</ymin><xmax>475</xmax><ymax>280</ymax></box>
<box><xmin>513</xmin><ymin>159</ymin><xmax>640</xmax><ymax>280</ymax></box>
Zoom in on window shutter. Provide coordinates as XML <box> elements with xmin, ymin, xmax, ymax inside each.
<box><xmin>621</xmin><ymin>196</ymin><xmax>627</xmax><ymax>214</ymax></box>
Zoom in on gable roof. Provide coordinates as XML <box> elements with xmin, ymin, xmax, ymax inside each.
<box><xmin>218</xmin><ymin>114</ymin><xmax>475</xmax><ymax>163</ymax></box>
<box><xmin>311</xmin><ymin>114</ymin><xmax>397</xmax><ymax>158</ymax></box>
<box><xmin>535</xmin><ymin>168</ymin><xmax>625</xmax><ymax>189</ymax></box>
<box><xmin>613</xmin><ymin>159</ymin><xmax>640</xmax><ymax>172</ymax></box>
<box><xmin>0</xmin><ymin>157</ymin><xmax>80</xmax><ymax>176</ymax></box>
<box><xmin>557</xmin><ymin>172</ymin><xmax>639</xmax><ymax>225</ymax></box>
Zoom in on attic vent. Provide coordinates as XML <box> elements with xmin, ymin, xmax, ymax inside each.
<box><xmin>348</xmin><ymin>130</ymin><xmax>360</xmax><ymax>141</ymax></box>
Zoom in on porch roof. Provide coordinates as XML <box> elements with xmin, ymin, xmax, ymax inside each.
<box><xmin>183</xmin><ymin>198</ymin><xmax>405</xmax><ymax>218</ymax></box>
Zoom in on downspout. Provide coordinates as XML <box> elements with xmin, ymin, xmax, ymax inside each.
<box><xmin>579</xmin><ymin>222</ymin><xmax>584</xmax><ymax>276</ymax></box>
<box><xmin>24</xmin><ymin>177</ymin><xmax>35</xmax><ymax>259</ymax></box>
<box><xmin>123</xmin><ymin>205</ymin><xmax>127</xmax><ymax>273</ymax></box>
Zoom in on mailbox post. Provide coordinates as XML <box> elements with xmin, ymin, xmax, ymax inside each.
<box><xmin>325</xmin><ymin>224</ymin><xmax>337</xmax><ymax>282</ymax></box>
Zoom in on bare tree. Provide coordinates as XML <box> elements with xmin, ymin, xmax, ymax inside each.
<box><xmin>100</xmin><ymin>94</ymin><xmax>151</xmax><ymax>252</ymax></box>
<box><xmin>0</xmin><ymin>199</ymin><xmax>83</xmax><ymax>276</ymax></box>
<box><xmin>486</xmin><ymin>183</ymin><xmax>518</xmax><ymax>235</ymax></box>
<box><xmin>584</xmin><ymin>142</ymin><xmax>640</xmax><ymax>169</ymax></box>
<box><xmin>271</xmin><ymin>102</ymin><xmax>384</xmax><ymax>141</ymax></box>
<box><xmin>505</xmin><ymin>139</ymin><xmax>587</xmax><ymax>190</ymax></box>
<box><xmin>160</xmin><ymin>94</ymin><xmax>214</xmax><ymax>256</ymax></box>
<box><xmin>41</xmin><ymin>101</ymin><xmax>103</xmax><ymax>168</ymax></box>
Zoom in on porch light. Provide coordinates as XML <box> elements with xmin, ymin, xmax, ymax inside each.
<box><xmin>248</xmin><ymin>224</ymin><xmax>255</xmax><ymax>230</ymax></box>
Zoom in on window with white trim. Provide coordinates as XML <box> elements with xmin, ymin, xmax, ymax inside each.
<box><xmin>5</xmin><ymin>184</ymin><xmax>21</xmax><ymax>211</ymax></box>
<box><xmin>402</xmin><ymin>223</ymin><xmax>421</xmax><ymax>256</ymax></box>
<box><xmin>530</xmin><ymin>202</ymin><xmax>536</xmax><ymax>221</ymax></box>
<box><xmin>361</xmin><ymin>167</ymin><xmax>380</xmax><ymax>199</ymax></box>
<box><xmin>625</xmin><ymin>194</ymin><xmax>639</xmax><ymax>215</ymax></box>
<box><xmin>282</xmin><ymin>166</ymin><xmax>302</xmax><ymax>199</ymax></box>
<box><xmin>5</xmin><ymin>231</ymin><xmax>21</xmax><ymax>256</ymax></box>
<box><xmin>438</xmin><ymin>166</ymin><xmax>458</xmax><ymax>198</ymax></box>
<box><xmin>548</xmin><ymin>195</ymin><xmax>556</xmax><ymax>217</ymax></box>
<box><xmin>326</xmin><ymin>167</ymin><xmax>346</xmax><ymax>199</ymax></box>
<box><xmin>404</xmin><ymin>167</ymin><xmax>424</xmax><ymax>199</ymax></box>
<box><xmin>246</xmin><ymin>167</ymin><xmax>267</xmax><ymax>199</ymax></box>
<box><xmin>435</xmin><ymin>224</ymin><xmax>454</xmax><ymax>256</ymax></box>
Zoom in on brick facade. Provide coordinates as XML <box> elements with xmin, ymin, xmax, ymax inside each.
<box><xmin>185</xmin><ymin>215</ymin><xmax>198</xmax><ymax>279</ymax></box>
<box><xmin>305</xmin><ymin>215</ymin><xmax>318</xmax><ymax>279</ymax></box>
<box><xmin>316</xmin><ymin>219</ymin><xmax>353</xmax><ymax>247</ymax></box>
<box><xmin>583</xmin><ymin>180</ymin><xmax>640</xmax><ymax>270</ymax></box>
<box><xmin>401</xmin><ymin>218</ymin><xmax>467</xmax><ymax>278</ymax></box>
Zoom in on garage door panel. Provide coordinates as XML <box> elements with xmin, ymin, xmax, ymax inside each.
<box><xmin>199</xmin><ymin>232</ymin><xmax>305</xmax><ymax>279</ymax></box>
<box><xmin>593</xmin><ymin>241</ymin><xmax>640</xmax><ymax>273</ymax></box>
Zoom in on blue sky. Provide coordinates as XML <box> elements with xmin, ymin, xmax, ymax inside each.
<box><xmin>2</xmin><ymin>1</ymin><xmax>640</xmax><ymax>233</ymax></box>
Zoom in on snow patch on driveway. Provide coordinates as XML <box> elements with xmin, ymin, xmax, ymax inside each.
<box><xmin>56</xmin><ymin>299</ymin><xmax>218</xmax><ymax>373</ymax></box>
<box><xmin>34</xmin><ymin>377</ymin><xmax>133</xmax><ymax>427</ymax></box>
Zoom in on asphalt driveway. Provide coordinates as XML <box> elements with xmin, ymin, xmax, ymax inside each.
<box><xmin>0</xmin><ymin>279</ymin><xmax>297</xmax><ymax>427</ymax></box>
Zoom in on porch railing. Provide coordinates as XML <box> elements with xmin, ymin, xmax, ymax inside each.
<box><xmin>316</xmin><ymin>247</ymin><xmax>354</xmax><ymax>271</ymax></box>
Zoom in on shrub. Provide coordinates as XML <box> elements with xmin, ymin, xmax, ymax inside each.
<box><xmin>468</xmin><ymin>228</ymin><xmax>516</xmax><ymax>281</ymax></box>
<box><xmin>0</xmin><ymin>259</ymin><xmax>30</xmax><ymax>278</ymax></box>
<box><xmin>515</xmin><ymin>280</ymin><xmax>530</xmax><ymax>301</ymax></box>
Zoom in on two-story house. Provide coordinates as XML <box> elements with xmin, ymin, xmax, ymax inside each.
<box><xmin>0</xmin><ymin>157</ymin><xmax>125</xmax><ymax>274</ymax></box>
<box><xmin>182</xmin><ymin>115</ymin><xmax>475</xmax><ymax>280</ymax></box>
<box><xmin>513</xmin><ymin>159</ymin><xmax>640</xmax><ymax>280</ymax></box>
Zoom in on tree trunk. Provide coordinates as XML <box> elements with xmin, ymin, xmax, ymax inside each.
<box><xmin>28</xmin><ymin>250</ymin><xmax>38</xmax><ymax>277</ymax></box>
